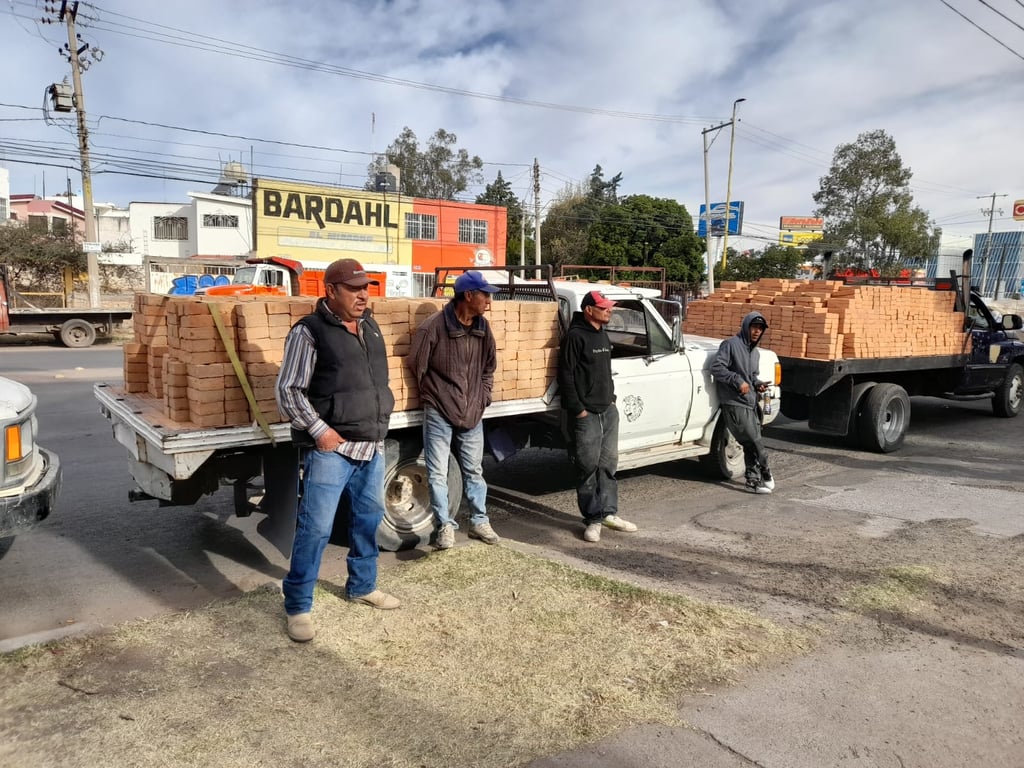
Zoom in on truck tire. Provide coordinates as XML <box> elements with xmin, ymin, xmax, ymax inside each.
<box><xmin>699</xmin><ymin>417</ymin><xmax>745</xmax><ymax>480</ymax></box>
<box><xmin>992</xmin><ymin>363</ymin><xmax>1023</xmax><ymax>418</ymax></box>
<box><xmin>59</xmin><ymin>319</ymin><xmax>97</xmax><ymax>348</ymax></box>
<box><xmin>858</xmin><ymin>383</ymin><xmax>910</xmax><ymax>453</ymax></box>
<box><xmin>376</xmin><ymin>436</ymin><xmax>462</xmax><ymax>551</ymax></box>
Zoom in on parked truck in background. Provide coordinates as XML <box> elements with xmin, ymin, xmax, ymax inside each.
<box><xmin>0</xmin><ymin>264</ymin><xmax>133</xmax><ymax>348</ymax></box>
<box><xmin>196</xmin><ymin>256</ymin><xmax>416</xmax><ymax>300</ymax></box>
<box><xmin>94</xmin><ymin>265</ymin><xmax>782</xmax><ymax>551</ymax></box>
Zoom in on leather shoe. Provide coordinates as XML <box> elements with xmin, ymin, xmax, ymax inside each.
<box><xmin>348</xmin><ymin>590</ymin><xmax>401</xmax><ymax>610</ymax></box>
<box><xmin>286</xmin><ymin>612</ymin><xmax>314</xmax><ymax>642</ymax></box>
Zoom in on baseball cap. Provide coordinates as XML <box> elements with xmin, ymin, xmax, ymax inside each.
<box><xmin>324</xmin><ymin>258</ymin><xmax>379</xmax><ymax>288</ymax></box>
<box><xmin>454</xmin><ymin>270</ymin><xmax>499</xmax><ymax>294</ymax></box>
<box><xmin>580</xmin><ymin>290</ymin><xmax>616</xmax><ymax>310</ymax></box>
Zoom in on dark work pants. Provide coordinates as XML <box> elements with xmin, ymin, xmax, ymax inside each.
<box><xmin>722</xmin><ymin>404</ymin><xmax>769</xmax><ymax>482</ymax></box>
<box><xmin>568</xmin><ymin>404</ymin><xmax>619</xmax><ymax>524</ymax></box>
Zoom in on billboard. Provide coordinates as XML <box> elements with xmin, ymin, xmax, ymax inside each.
<box><xmin>1013</xmin><ymin>199</ymin><xmax>1024</xmax><ymax>221</ymax></box>
<box><xmin>253</xmin><ymin>178</ymin><xmax>413</xmax><ymax>266</ymax></box>
<box><xmin>778</xmin><ymin>231</ymin><xmax>823</xmax><ymax>248</ymax></box>
<box><xmin>779</xmin><ymin>216</ymin><xmax>824</xmax><ymax>231</ymax></box>
<box><xmin>698</xmin><ymin>201</ymin><xmax>744</xmax><ymax>237</ymax></box>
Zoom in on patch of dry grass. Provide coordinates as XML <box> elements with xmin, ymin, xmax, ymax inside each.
<box><xmin>0</xmin><ymin>546</ymin><xmax>802</xmax><ymax>768</ymax></box>
<box><xmin>843</xmin><ymin>564</ymin><xmax>949</xmax><ymax>615</ymax></box>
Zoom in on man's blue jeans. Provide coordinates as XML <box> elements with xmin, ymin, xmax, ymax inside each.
<box><xmin>568</xmin><ymin>404</ymin><xmax>619</xmax><ymax>524</ymax></box>
<box><xmin>423</xmin><ymin>405</ymin><xmax>489</xmax><ymax>529</ymax></box>
<box><xmin>283</xmin><ymin>449</ymin><xmax>384</xmax><ymax>615</ymax></box>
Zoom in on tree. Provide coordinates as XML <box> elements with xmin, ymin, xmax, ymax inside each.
<box><xmin>0</xmin><ymin>222</ymin><xmax>84</xmax><ymax>293</ymax></box>
<box><xmin>812</xmin><ymin>129</ymin><xmax>938</xmax><ymax>275</ymax></box>
<box><xmin>588</xmin><ymin>164</ymin><xmax>622</xmax><ymax>204</ymax></box>
<box><xmin>366</xmin><ymin>127</ymin><xmax>483</xmax><ymax>200</ymax></box>
<box><xmin>539</xmin><ymin>166</ymin><xmax>624</xmax><ymax>270</ymax></box>
<box><xmin>717</xmin><ymin>244</ymin><xmax>806</xmax><ymax>283</ymax></box>
<box><xmin>585</xmin><ymin>195</ymin><xmax>705</xmax><ymax>283</ymax></box>
<box><xmin>475</xmin><ymin>171</ymin><xmax>533</xmax><ymax>262</ymax></box>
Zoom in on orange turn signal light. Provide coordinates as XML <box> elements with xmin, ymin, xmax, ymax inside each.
<box><xmin>4</xmin><ymin>425</ymin><xmax>22</xmax><ymax>462</ymax></box>
<box><xmin>774</xmin><ymin>362</ymin><xmax>782</xmax><ymax>386</ymax></box>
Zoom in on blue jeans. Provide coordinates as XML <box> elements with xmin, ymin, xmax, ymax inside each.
<box><xmin>423</xmin><ymin>405</ymin><xmax>489</xmax><ymax>529</ymax></box>
<box><xmin>568</xmin><ymin>404</ymin><xmax>619</xmax><ymax>524</ymax></box>
<box><xmin>283</xmin><ymin>449</ymin><xmax>385</xmax><ymax>615</ymax></box>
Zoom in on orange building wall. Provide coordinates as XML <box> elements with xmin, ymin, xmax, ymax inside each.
<box><xmin>409</xmin><ymin>198</ymin><xmax>507</xmax><ymax>274</ymax></box>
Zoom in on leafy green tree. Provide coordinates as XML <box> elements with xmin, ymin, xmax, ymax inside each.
<box><xmin>540</xmin><ymin>166</ymin><xmax>624</xmax><ymax>270</ymax></box>
<box><xmin>585</xmin><ymin>195</ymin><xmax>705</xmax><ymax>283</ymax></box>
<box><xmin>0</xmin><ymin>222</ymin><xmax>84</xmax><ymax>293</ymax></box>
<box><xmin>475</xmin><ymin>171</ymin><xmax>534</xmax><ymax>263</ymax></box>
<box><xmin>588</xmin><ymin>164</ymin><xmax>622</xmax><ymax>203</ymax></box>
<box><xmin>716</xmin><ymin>244</ymin><xmax>805</xmax><ymax>282</ymax></box>
<box><xmin>812</xmin><ymin>129</ymin><xmax>938</xmax><ymax>275</ymax></box>
<box><xmin>366</xmin><ymin>127</ymin><xmax>483</xmax><ymax>200</ymax></box>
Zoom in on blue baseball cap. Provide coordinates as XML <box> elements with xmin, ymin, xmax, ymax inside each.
<box><xmin>454</xmin><ymin>270</ymin><xmax>499</xmax><ymax>294</ymax></box>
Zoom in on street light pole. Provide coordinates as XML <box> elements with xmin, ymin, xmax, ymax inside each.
<box><xmin>701</xmin><ymin>117</ymin><xmax>733</xmax><ymax>295</ymax></box>
<box><xmin>721</xmin><ymin>97</ymin><xmax>746</xmax><ymax>271</ymax></box>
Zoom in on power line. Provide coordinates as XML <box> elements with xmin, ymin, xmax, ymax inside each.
<box><xmin>974</xmin><ymin>0</ymin><xmax>1024</xmax><ymax>33</ymax></box>
<box><xmin>936</xmin><ymin>0</ymin><xmax>1024</xmax><ymax>62</ymax></box>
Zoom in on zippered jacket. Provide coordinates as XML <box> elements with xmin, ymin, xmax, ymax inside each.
<box><xmin>710</xmin><ymin>311</ymin><xmax>767</xmax><ymax>411</ymax></box>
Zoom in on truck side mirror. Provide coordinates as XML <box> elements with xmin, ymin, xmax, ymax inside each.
<box><xmin>1002</xmin><ymin>314</ymin><xmax>1023</xmax><ymax>331</ymax></box>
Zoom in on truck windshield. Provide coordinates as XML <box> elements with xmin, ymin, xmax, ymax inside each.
<box><xmin>232</xmin><ymin>266</ymin><xmax>257</xmax><ymax>285</ymax></box>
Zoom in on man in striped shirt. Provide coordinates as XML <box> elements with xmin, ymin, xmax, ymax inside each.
<box><xmin>276</xmin><ymin>258</ymin><xmax>399</xmax><ymax>643</ymax></box>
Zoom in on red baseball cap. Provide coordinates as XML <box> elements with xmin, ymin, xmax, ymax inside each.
<box><xmin>581</xmin><ymin>290</ymin><xmax>616</xmax><ymax>310</ymax></box>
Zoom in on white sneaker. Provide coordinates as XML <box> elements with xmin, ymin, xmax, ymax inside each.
<box><xmin>602</xmin><ymin>515</ymin><xmax>638</xmax><ymax>532</ymax></box>
<box><xmin>761</xmin><ymin>468</ymin><xmax>775</xmax><ymax>491</ymax></box>
<box><xmin>436</xmin><ymin>524</ymin><xmax>455</xmax><ymax>550</ymax></box>
<box><xmin>583</xmin><ymin>523</ymin><xmax>602</xmax><ymax>542</ymax></box>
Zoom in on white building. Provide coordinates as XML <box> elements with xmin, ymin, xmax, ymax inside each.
<box><xmin>189</xmin><ymin>191</ymin><xmax>252</xmax><ymax>258</ymax></box>
<box><xmin>0</xmin><ymin>167</ymin><xmax>10</xmax><ymax>222</ymax></box>
<box><xmin>127</xmin><ymin>192</ymin><xmax>251</xmax><ymax>260</ymax></box>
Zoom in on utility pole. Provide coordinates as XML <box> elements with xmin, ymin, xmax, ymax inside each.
<box><xmin>50</xmin><ymin>0</ymin><xmax>101</xmax><ymax>306</ymax></box>
<box><xmin>519</xmin><ymin>198</ymin><xmax>526</xmax><ymax>266</ymax></box>
<box><xmin>977</xmin><ymin>193</ymin><xmax>1006</xmax><ymax>296</ymax></box>
<box><xmin>533</xmin><ymin>159</ymin><xmax>541</xmax><ymax>271</ymax></box>
<box><xmin>701</xmin><ymin>118</ymin><xmax>732</xmax><ymax>295</ymax></box>
<box><xmin>721</xmin><ymin>98</ymin><xmax>746</xmax><ymax>271</ymax></box>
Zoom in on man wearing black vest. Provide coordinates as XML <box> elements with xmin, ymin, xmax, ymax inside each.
<box><xmin>276</xmin><ymin>258</ymin><xmax>399</xmax><ymax>643</ymax></box>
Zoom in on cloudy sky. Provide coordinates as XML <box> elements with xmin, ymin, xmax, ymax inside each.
<box><xmin>2</xmin><ymin>0</ymin><xmax>1023</xmax><ymax>254</ymax></box>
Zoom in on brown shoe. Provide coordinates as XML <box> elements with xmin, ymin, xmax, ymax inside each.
<box><xmin>348</xmin><ymin>590</ymin><xmax>401</xmax><ymax>610</ymax></box>
<box><xmin>286</xmin><ymin>612</ymin><xmax>314</xmax><ymax>642</ymax></box>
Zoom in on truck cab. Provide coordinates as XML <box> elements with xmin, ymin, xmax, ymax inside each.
<box><xmin>962</xmin><ymin>292</ymin><xmax>1024</xmax><ymax>414</ymax></box>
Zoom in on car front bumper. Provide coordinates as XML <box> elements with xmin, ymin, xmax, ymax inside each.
<box><xmin>0</xmin><ymin>448</ymin><xmax>62</xmax><ymax>537</ymax></box>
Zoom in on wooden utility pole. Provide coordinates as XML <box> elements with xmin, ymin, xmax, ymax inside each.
<box><xmin>519</xmin><ymin>197</ymin><xmax>526</xmax><ymax>266</ymax></box>
<box><xmin>61</xmin><ymin>1</ymin><xmax>101</xmax><ymax>307</ymax></box>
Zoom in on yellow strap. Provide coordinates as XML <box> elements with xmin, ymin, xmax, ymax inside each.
<box><xmin>208</xmin><ymin>302</ymin><xmax>275</xmax><ymax>444</ymax></box>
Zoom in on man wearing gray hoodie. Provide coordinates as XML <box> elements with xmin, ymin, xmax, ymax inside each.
<box><xmin>710</xmin><ymin>311</ymin><xmax>774</xmax><ymax>494</ymax></box>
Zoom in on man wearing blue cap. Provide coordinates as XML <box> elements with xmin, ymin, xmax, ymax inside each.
<box><xmin>409</xmin><ymin>270</ymin><xmax>500</xmax><ymax>549</ymax></box>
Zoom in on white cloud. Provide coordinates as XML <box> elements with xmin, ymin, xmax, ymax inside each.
<box><xmin>2</xmin><ymin>0</ymin><xmax>1022</xmax><ymax>252</ymax></box>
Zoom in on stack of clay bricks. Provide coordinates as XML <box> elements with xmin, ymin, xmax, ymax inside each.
<box><xmin>122</xmin><ymin>294</ymin><xmax>564</xmax><ymax>430</ymax></box>
<box><xmin>683</xmin><ymin>279</ymin><xmax>966</xmax><ymax>360</ymax></box>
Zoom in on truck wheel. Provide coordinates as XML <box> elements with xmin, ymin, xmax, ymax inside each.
<box><xmin>992</xmin><ymin>363</ymin><xmax>1023</xmax><ymax>418</ymax></box>
<box><xmin>59</xmin><ymin>319</ymin><xmax>97</xmax><ymax>348</ymax></box>
<box><xmin>699</xmin><ymin>417</ymin><xmax>745</xmax><ymax>480</ymax></box>
<box><xmin>858</xmin><ymin>384</ymin><xmax>910</xmax><ymax>453</ymax></box>
<box><xmin>376</xmin><ymin>436</ymin><xmax>462</xmax><ymax>551</ymax></box>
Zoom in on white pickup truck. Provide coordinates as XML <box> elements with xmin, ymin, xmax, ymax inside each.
<box><xmin>95</xmin><ymin>266</ymin><xmax>781</xmax><ymax>550</ymax></box>
<box><xmin>0</xmin><ymin>376</ymin><xmax>61</xmax><ymax>537</ymax></box>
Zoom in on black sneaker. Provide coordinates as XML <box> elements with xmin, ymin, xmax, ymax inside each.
<box><xmin>746</xmin><ymin>478</ymin><xmax>772</xmax><ymax>495</ymax></box>
<box><xmin>760</xmin><ymin>468</ymin><xmax>775</xmax><ymax>491</ymax></box>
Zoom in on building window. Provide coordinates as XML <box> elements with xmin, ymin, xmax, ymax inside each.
<box><xmin>458</xmin><ymin>218</ymin><xmax>488</xmax><ymax>244</ymax></box>
<box><xmin>405</xmin><ymin>212</ymin><xmax>437</xmax><ymax>240</ymax></box>
<box><xmin>202</xmin><ymin>213</ymin><xmax>239</xmax><ymax>228</ymax></box>
<box><xmin>28</xmin><ymin>215</ymin><xmax>48</xmax><ymax>233</ymax></box>
<box><xmin>51</xmin><ymin>218</ymin><xmax>68</xmax><ymax>236</ymax></box>
<box><xmin>154</xmin><ymin>216</ymin><xmax>188</xmax><ymax>240</ymax></box>
<box><xmin>0</xmin><ymin>198</ymin><xmax>7</xmax><ymax>221</ymax></box>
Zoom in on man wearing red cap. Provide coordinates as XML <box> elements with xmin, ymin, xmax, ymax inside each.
<box><xmin>558</xmin><ymin>290</ymin><xmax>639</xmax><ymax>543</ymax></box>
<box><xmin>409</xmin><ymin>270</ymin><xmax>500</xmax><ymax>550</ymax></box>
<box><xmin>276</xmin><ymin>258</ymin><xmax>399</xmax><ymax>643</ymax></box>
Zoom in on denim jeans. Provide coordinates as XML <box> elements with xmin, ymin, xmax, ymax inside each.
<box><xmin>283</xmin><ymin>449</ymin><xmax>385</xmax><ymax>615</ymax></box>
<box><xmin>722</xmin><ymin>404</ymin><xmax>769</xmax><ymax>482</ymax></box>
<box><xmin>423</xmin><ymin>405</ymin><xmax>489</xmax><ymax>529</ymax></box>
<box><xmin>568</xmin><ymin>404</ymin><xmax>619</xmax><ymax>524</ymax></box>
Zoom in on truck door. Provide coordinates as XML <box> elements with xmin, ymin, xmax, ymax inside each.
<box><xmin>606</xmin><ymin>300</ymin><xmax>693</xmax><ymax>453</ymax></box>
<box><xmin>963</xmin><ymin>296</ymin><xmax>1011</xmax><ymax>390</ymax></box>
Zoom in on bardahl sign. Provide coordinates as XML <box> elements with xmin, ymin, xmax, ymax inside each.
<box><xmin>262</xmin><ymin>189</ymin><xmax>398</xmax><ymax>231</ymax></box>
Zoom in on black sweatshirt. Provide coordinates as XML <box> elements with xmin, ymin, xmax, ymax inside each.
<box><xmin>558</xmin><ymin>312</ymin><xmax>615</xmax><ymax>415</ymax></box>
